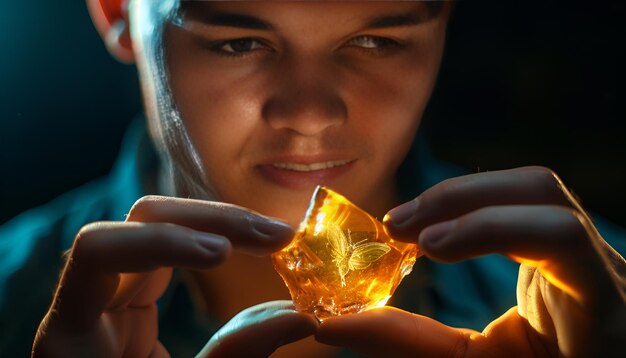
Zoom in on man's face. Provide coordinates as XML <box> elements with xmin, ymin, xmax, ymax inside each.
<box><xmin>158</xmin><ymin>1</ymin><xmax>449</xmax><ymax>226</ymax></box>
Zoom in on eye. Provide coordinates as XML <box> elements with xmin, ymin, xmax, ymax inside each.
<box><xmin>345</xmin><ymin>35</ymin><xmax>400</xmax><ymax>50</ymax></box>
<box><xmin>210</xmin><ymin>38</ymin><xmax>269</xmax><ymax>57</ymax></box>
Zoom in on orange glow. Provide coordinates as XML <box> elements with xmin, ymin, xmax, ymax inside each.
<box><xmin>272</xmin><ymin>186</ymin><xmax>419</xmax><ymax>321</ymax></box>
<box><xmin>509</xmin><ymin>255</ymin><xmax>582</xmax><ymax>303</ymax></box>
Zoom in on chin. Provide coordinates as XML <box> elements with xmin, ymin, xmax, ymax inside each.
<box><xmin>251</xmin><ymin>189</ymin><xmax>314</xmax><ymax>227</ymax></box>
<box><xmin>265</xmin><ymin>199</ymin><xmax>311</xmax><ymax>228</ymax></box>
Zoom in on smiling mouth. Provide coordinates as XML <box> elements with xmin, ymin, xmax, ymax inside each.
<box><xmin>258</xmin><ymin>158</ymin><xmax>356</xmax><ymax>189</ymax></box>
<box><xmin>272</xmin><ymin>160</ymin><xmax>353</xmax><ymax>172</ymax></box>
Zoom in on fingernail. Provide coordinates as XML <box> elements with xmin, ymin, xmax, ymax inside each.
<box><xmin>384</xmin><ymin>198</ymin><xmax>419</xmax><ymax>227</ymax></box>
<box><xmin>196</xmin><ymin>233</ymin><xmax>228</xmax><ymax>251</ymax></box>
<box><xmin>253</xmin><ymin>219</ymin><xmax>294</xmax><ymax>239</ymax></box>
<box><xmin>419</xmin><ymin>220</ymin><xmax>456</xmax><ymax>245</ymax></box>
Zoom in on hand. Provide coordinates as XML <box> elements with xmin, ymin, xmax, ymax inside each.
<box><xmin>32</xmin><ymin>196</ymin><xmax>294</xmax><ymax>357</ymax></box>
<box><xmin>316</xmin><ymin>166</ymin><xmax>626</xmax><ymax>357</ymax></box>
<box><xmin>197</xmin><ymin>301</ymin><xmax>318</xmax><ymax>358</ymax></box>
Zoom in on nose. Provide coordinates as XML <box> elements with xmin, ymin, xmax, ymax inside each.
<box><xmin>263</xmin><ymin>58</ymin><xmax>346</xmax><ymax>136</ymax></box>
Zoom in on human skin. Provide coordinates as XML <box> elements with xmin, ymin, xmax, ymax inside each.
<box><xmin>33</xmin><ymin>1</ymin><xmax>452</xmax><ymax>357</ymax></box>
<box><xmin>316</xmin><ymin>167</ymin><xmax>626</xmax><ymax>357</ymax></box>
<box><xmin>163</xmin><ymin>1</ymin><xmax>449</xmax><ymax>227</ymax></box>
<box><xmin>32</xmin><ymin>1</ymin><xmax>625</xmax><ymax>357</ymax></box>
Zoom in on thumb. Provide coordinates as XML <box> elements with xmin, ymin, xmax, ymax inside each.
<box><xmin>315</xmin><ymin>307</ymin><xmax>472</xmax><ymax>358</ymax></box>
<box><xmin>198</xmin><ymin>301</ymin><xmax>319</xmax><ymax>358</ymax></box>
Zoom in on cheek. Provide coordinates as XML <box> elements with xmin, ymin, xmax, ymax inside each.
<box><xmin>166</xmin><ymin>42</ymin><xmax>264</xmax><ymax>179</ymax></box>
<box><xmin>347</xmin><ymin>56</ymin><xmax>437</xmax><ymax>151</ymax></box>
<box><xmin>177</xmin><ymin>83</ymin><xmax>255</xmax><ymax>157</ymax></box>
<box><xmin>177</xmin><ymin>89</ymin><xmax>260</xmax><ymax>185</ymax></box>
<box><xmin>343</xmin><ymin>45</ymin><xmax>443</xmax><ymax>181</ymax></box>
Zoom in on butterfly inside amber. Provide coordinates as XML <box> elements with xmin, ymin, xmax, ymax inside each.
<box><xmin>272</xmin><ymin>186</ymin><xmax>419</xmax><ymax>321</ymax></box>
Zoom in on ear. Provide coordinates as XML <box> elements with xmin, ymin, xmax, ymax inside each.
<box><xmin>86</xmin><ymin>0</ymin><xmax>134</xmax><ymax>63</ymax></box>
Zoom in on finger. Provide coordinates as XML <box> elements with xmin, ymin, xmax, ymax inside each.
<box><xmin>115</xmin><ymin>196</ymin><xmax>295</xmax><ymax>310</ymax></box>
<box><xmin>127</xmin><ymin>196</ymin><xmax>294</xmax><ymax>256</ymax></box>
<box><xmin>417</xmin><ymin>205</ymin><xmax>616</xmax><ymax>305</ymax></box>
<box><xmin>384</xmin><ymin>166</ymin><xmax>579</xmax><ymax>240</ymax></box>
<box><xmin>317</xmin><ymin>307</ymin><xmax>542</xmax><ymax>358</ymax></box>
<box><xmin>198</xmin><ymin>301</ymin><xmax>319</xmax><ymax>358</ymax></box>
<box><xmin>316</xmin><ymin>307</ymin><xmax>475</xmax><ymax>357</ymax></box>
<box><xmin>52</xmin><ymin>221</ymin><xmax>231</xmax><ymax>332</ymax></box>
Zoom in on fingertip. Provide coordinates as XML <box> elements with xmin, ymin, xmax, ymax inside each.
<box><xmin>382</xmin><ymin>218</ymin><xmax>401</xmax><ymax>239</ymax></box>
<box><xmin>382</xmin><ymin>219</ymin><xmax>419</xmax><ymax>245</ymax></box>
<box><xmin>284</xmin><ymin>312</ymin><xmax>320</xmax><ymax>341</ymax></box>
<box><xmin>252</xmin><ymin>218</ymin><xmax>294</xmax><ymax>239</ymax></box>
<box><xmin>216</xmin><ymin>238</ymin><xmax>233</xmax><ymax>262</ymax></box>
<box><xmin>383</xmin><ymin>201</ymin><xmax>421</xmax><ymax>243</ymax></box>
<box><xmin>244</xmin><ymin>234</ymin><xmax>295</xmax><ymax>259</ymax></box>
<box><xmin>196</xmin><ymin>233</ymin><xmax>228</xmax><ymax>250</ymax></box>
<box><xmin>315</xmin><ymin>318</ymin><xmax>342</xmax><ymax>346</ymax></box>
<box><xmin>385</xmin><ymin>199</ymin><xmax>419</xmax><ymax>228</ymax></box>
<box><xmin>315</xmin><ymin>311</ymin><xmax>370</xmax><ymax>344</ymax></box>
<box><xmin>248</xmin><ymin>218</ymin><xmax>295</xmax><ymax>254</ymax></box>
<box><xmin>418</xmin><ymin>220</ymin><xmax>457</xmax><ymax>255</ymax></box>
<box><xmin>298</xmin><ymin>311</ymin><xmax>320</xmax><ymax>327</ymax></box>
<box><xmin>195</xmin><ymin>233</ymin><xmax>232</xmax><ymax>266</ymax></box>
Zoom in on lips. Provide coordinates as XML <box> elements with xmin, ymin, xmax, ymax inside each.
<box><xmin>257</xmin><ymin>157</ymin><xmax>356</xmax><ymax>190</ymax></box>
<box><xmin>271</xmin><ymin>160</ymin><xmax>352</xmax><ymax>172</ymax></box>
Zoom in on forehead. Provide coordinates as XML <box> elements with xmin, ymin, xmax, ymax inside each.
<box><xmin>177</xmin><ymin>1</ymin><xmax>444</xmax><ymax>28</ymax></box>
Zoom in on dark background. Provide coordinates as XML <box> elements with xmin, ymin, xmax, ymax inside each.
<box><xmin>1</xmin><ymin>1</ymin><xmax>625</xmax><ymax>227</ymax></box>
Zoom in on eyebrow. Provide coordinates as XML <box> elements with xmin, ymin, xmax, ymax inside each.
<box><xmin>366</xmin><ymin>8</ymin><xmax>441</xmax><ymax>29</ymax></box>
<box><xmin>197</xmin><ymin>12</ymin><xmax>274</xmax><ymax>30</ymax></box>
<box><xmin>182</xmin><ymin>4</ymin><xmax>442</xmax><ymax>31</ymax></box>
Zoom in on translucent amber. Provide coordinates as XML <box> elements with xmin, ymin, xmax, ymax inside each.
<box><xmin>272</xmin><ymin>186</ymin><xmax>419</xmax><ymax>321</ymax></box>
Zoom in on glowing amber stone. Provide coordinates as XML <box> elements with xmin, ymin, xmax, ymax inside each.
<box><xmin>272</xmin><ymin>186</ymin><xmax>419</xmax><ymax>321</ymax></box>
